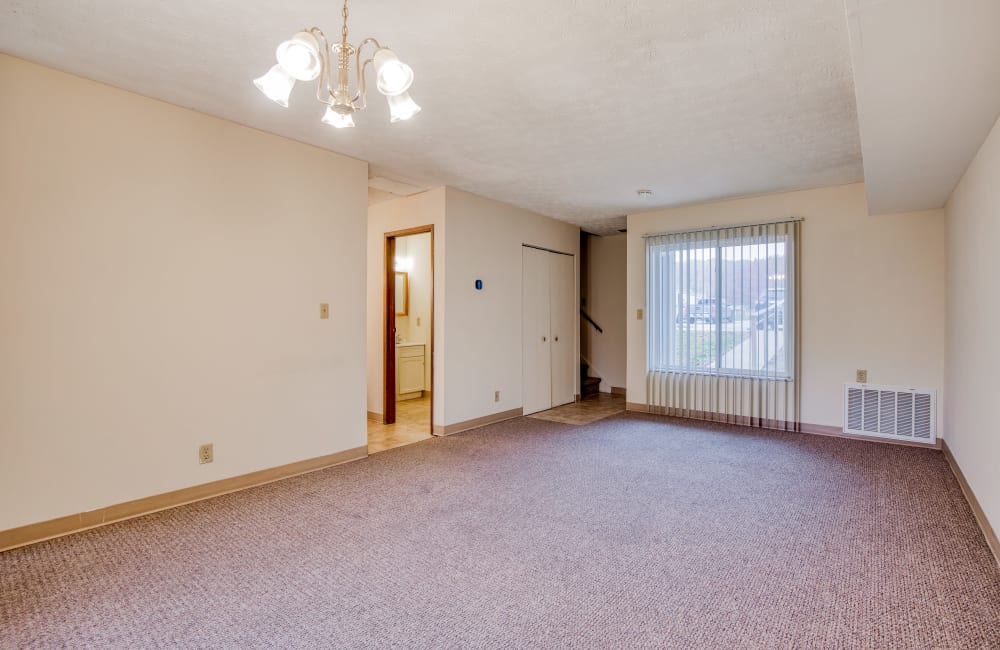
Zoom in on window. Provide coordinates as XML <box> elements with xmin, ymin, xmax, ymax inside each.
<box><xmin>646</xmin><ymin>221</ymin><xmax>797</xmax><ymax>381</ymax></box>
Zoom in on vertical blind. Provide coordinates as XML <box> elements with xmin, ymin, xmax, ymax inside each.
<box><xmin>645</xmin><ymin>219</ymin><xmax>801</xmax><ymax>430</ymax></box>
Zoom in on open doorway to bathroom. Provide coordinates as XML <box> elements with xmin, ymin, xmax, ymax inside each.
<box><xmin>368</xmin><ymin>226</ymin><xmax>434</xmax><ymax>453</ymax></box>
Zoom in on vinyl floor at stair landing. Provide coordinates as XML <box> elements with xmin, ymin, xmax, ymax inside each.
<box><xmin>367</xmin><ymin>395</ymin><xmax>432</xmax><ymax>454</ymax></box>
<box><xmin>528</xmin><ymin>392</ymin><xmax>625</xmax><ymax>425</ymax></box>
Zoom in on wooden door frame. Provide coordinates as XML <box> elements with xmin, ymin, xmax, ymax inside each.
<box><xmin>383</xmin><ymin>225</ymin><xmax>434</xmax><ymax>431</ymax></box>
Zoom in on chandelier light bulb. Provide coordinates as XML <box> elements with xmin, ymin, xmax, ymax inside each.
<box><xmin>276</xmin><ymin>32</ymin><xmax>322</xmax><ymax>81</ymax></box>
<box><xmin>321</xmin><ymin>106</ymin><xmax>356</xmax><ymax>129</ymax></box>
<box><xmin>386</xmin><ymin>91</ymin><xmax>421</xmax><ymax>123</ymax></box>
<box><xmin>253</xmin><ymin>64</ymin><xmax>296</xmax><ymax>107</ymax></box>
<box><xmin>379</xmin><ymin>62</ymin><xmax>412</xmax><ymax>94</ymax></box>
<box><xmin>373</xmin><ymin>48</ymin><xmax>414</xmax><ymax>96</ymax></box>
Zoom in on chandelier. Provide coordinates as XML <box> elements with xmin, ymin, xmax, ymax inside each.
<box><xmin>253</xmin><ymin>0</ymin><xmax>420</xmax><ymax>128</ymax></box>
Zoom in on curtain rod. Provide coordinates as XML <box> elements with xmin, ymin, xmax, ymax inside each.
<box><xmin>641</xmin><ymin>217</ymin><xmax>803</xmax><ymax>239</ymax></box>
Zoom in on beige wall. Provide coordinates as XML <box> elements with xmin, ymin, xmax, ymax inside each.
<box><xmin>366</xmin><ymin>189</ymin><xmax>446</xmax><ymax>425</ymax></box>
<box><xmin>444</xmin><ymin>188</ymin><xmax>580</xmax><ymax>425</ymax></box>
<box><xmin>626</xmin><ymin>183</ymin><xmax>945</xmax><ymax>431</ymax></box>
<box><xmin>944</xmin><ymin>115</ymin><xmax>1000</xmax><ymax>534</ymax></box>
<box><xmin>0</xmin><ymin>55</ymin><xmax>369</xmax><ymax>531</ymax></box>
<box><xmin>582</xmin><ymin>234</ymin><xmax>627</xmax><ymax>391</ymax></box>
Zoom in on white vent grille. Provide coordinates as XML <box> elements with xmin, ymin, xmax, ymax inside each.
<box><xmin>843</xmin><ymin>384</ymin><xmax>936</xmax><ymax>444</ymax></box>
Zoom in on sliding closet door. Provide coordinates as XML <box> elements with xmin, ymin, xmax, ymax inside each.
<box><xmin>522</xmin><ymin>247</ymin><xmax>552</xmax><ymax>415</ymax></box>
<box><xmin>549</xmin><ymin>252</ymin><xmax>576</xmax><ymax>407</ymax></box>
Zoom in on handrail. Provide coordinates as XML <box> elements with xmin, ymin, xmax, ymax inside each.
<box><xmin>581</xmin><ymin>309</ymin><xmax>603</xmax><ymax>334</ymax></box>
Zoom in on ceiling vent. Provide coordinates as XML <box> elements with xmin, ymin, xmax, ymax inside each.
<box><xmin>844</xmin><ymin>384</ymin><xmax>936</xmax><ymax>445</ymax></box>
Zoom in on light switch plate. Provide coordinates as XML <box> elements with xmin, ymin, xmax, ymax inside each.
<box><xmin>856</xmin><ymin>369</ymin><xmax>868</xmax><ymax>383</ymax></box>
<box><xmin>637</xmin><ymin>308</ymin><xmax>644</xmax><ymax>320</ymax></box>
<box><xmin>320</xmin><ymin>303</ymin><xmax>330</xmax><ymax>320</ymax></box>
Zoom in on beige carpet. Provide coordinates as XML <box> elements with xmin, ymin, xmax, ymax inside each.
<box><xmin>2</xmin><ymin>413</ymin><xmax>999</xmax><ymax>648</ymax></box>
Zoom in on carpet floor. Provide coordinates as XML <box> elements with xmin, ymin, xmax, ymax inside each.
<box><xmin>2</xmin><ymin>414</ymin><xmax>999</xmax><ymax>648</ymax></box>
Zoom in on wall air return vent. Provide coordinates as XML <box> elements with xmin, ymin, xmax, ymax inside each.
<box><xmin>843</xmin><ymin>384</ymin><xmax>936</xmax><ymax>445</ymax></box>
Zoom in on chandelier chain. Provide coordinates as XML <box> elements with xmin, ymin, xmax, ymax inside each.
<box><xmin>341</xmin><ymin>0</ymin><xmax>349</xmax><ymax>43</ymax></box>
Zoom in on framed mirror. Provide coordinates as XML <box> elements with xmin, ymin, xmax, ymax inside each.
<box><xmin>394</xmin><ymin>272</ymin><xmax>409</xmax><ymax>316</ymax></box>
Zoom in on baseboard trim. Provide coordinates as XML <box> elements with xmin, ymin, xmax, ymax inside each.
<box><xmin>625</xmin><ymin>403</ymin><xmax>942</xmax><ymax>449</ymax></box>
<box><xmin>434</xmin><ymin>408</ymin><xmax>523</xmax><ymax>436</ymax></box>
<box><xmin>798</xmin><ymin>422</ymin><xmax>942</xmax><ymax>449</ymax></box>
<box><xmin>367</xmin><ymin>411</ymin><xmax>384</xmax><ymax>424</ymax></box>
<box><xmin>0</xmin><ymin>445</ymin><xmax>369</xmax><ymax>553</ymax></box>
<box><xmin>942</xmin><ymin>441</ymin><xmax>1000</xmax><ymax>568</ymax></box>
<box><xmin>610</xmin><ymin>386</ymin><xmax>626</xmax><ymax>396</ymax></box>
<box><xmin>625</xmin><ymin>403</ymin><xmax>796</xmax><ymax>433</ymax></box>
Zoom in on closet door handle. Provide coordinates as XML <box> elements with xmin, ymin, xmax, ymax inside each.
<box><xmin>542</xmin><ymin>336</ymin><xmax>547</xmax><ymax>342</ymax></box>
<box><xmin>554</xmin><ymin>336</ymin><xmax>559</xmax><ymax>342</ymax></box>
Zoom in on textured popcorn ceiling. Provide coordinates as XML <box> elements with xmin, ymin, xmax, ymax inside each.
<box><xmin>0</xmin><ymin>0</ymin><xmax>862</xmax><ymax>234</ymax></box>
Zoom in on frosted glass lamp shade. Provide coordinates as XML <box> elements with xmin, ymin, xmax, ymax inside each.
<box><xmin>253</xmin><ymin>65</ymin><xmax>296</xmax><ymax>107</ymax></box>
<box><xmin>386</xmin><ymin>91</ymin><xmax>421</xmax><ymax>123</ymax></box>
<box><xmin>373</xmin><ymin>48</ymin><xmax>414</xmax><ymax>96</ymax></box>
<box><xmin>321</xmin><ymin>106</ymin><xmax>356</xmax><ymax>129</ymax></box>
<box><xmin>276</xmin><ymin>32</ymin><xmax>322</xmax><ymax>81</ymax></box>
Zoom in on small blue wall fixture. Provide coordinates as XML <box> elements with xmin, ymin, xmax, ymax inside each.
<box><xmin>475</xmin><ymin>279</ymin><xmax>484</xmax><ymax>291</ymax></box>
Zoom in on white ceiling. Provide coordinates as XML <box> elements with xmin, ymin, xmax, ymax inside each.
<box><xmin>0</xmin><ymin>0</ymin><xmax>863</xmax><ymax>234</ymax></box>
<box><xmin>845</xmin><ymin>0</ymin><xmax>1000</xmax><ymax>216</ymax></box>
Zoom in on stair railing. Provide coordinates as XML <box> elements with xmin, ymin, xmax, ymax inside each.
<box><xmin>581</xmin><ymin>309</ymin><xmax>604</xmax><ymax>334</ymax></box>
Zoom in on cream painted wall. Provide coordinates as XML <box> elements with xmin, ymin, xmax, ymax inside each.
<box><xmin>0</xmin><ymin>55</ymin><xmax>368</xmax><ymax>531</ymax></box>
<box><xmin>626</xmin><ymin>183</ymin><xmax>945</xmax><ymax>432</ymax></box>
<box><xmin>444</xmin><ymin>188</ymin><xmax>579</xmax><ymax>425</ymax></box>
<box><xmin>366</xmin><ymin>188</ymin><xmax>578</xmax><ymax>427</ymax></box>
<box><xmin>366</xmin><ymin>189</ymin><xmax>445</xmax><ymax>425</ymax></box>
<box><xmin>944</xmin><ymin>115</ymin><xmax>1000</xmax><ymax>534</ymax></box>
<box><xmin>581</xmin><ymin>234</ymin><xmax>627</xmax><ymax>392</ymax></box>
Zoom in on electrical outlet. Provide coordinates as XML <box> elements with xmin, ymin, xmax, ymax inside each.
<box><xmin>494</xmin><ymin>390</ymin><xmax>501</xmax><ymax>403</ymax></box>
<box><xmin>319</xmin><ymin>303</ymin><xmax>330</xmax><ymax>320</ymax></box>
<box><xmin>199</xmin><ymin>443</ymin><xmax>214</xmax><ymax>464</ymax></box>
<box><xmin>856</xmin><ymin>369</ymin><xmax>868</xmax><ymax>384</ymax></box>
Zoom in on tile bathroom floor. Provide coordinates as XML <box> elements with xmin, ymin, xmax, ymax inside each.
<box><xmin>367</xmin><ymin>395</ymin><xmax>432</xmax><ymax>454</ymax></box>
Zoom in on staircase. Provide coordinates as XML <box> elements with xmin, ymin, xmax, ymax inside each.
<box><xmin>580</xmin><ymin>363</ymin><xmax>601</xmax><ymax>398</ymax></box>
<box><xmin>579</xmin><ymin>306</ymin><xmax>603</xmax><ymax>398</ymax></box>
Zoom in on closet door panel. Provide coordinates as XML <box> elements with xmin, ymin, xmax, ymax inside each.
<box><xmin>549</xmin><ymin>252</ymin><xmax>576</xmax><ymax>407</ymax></box>
<box><xmin>522</xmin><ymin>247</ymin><xmax>552</xmax><ymax>415</ymax></box>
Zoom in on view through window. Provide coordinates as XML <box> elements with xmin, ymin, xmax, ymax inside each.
<box><xmin>647</xmin><ymin>225</ymin><xmax>795</xmax><ymax>380</ymax></box>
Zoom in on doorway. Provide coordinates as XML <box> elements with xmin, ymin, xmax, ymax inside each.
<box><xmin>368</xmin><ymin>226</ymin><xmax>434</xmax><ymax>454</ymax></box>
